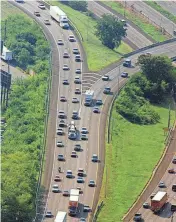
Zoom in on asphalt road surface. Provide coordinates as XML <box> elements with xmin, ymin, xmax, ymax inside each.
<box><xmin>126</xmin><ymin>1</ymin><xmax>176</xmax><ymax>36</ymax></box>
<box><xmin>87</xmin><ymin>1</ymin><xmax>153</xmax><ymax>49</ymax></box>
<box><xmin>12</xmin><ymin>1</ymin><xmax>176</xmax><ymax>222</ymax></box>
<box><xmin>157</xmin><ymin>1</ymin><xmax>176</xmax><ymax>16</ymax></box>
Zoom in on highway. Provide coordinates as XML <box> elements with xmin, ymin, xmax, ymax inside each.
<box><xmin>126</xmin><ymin>1</ymin><xmax>176</xmax><ymax>36</ymax></box>
<box><xmin>11</xmin><ymin>1</ymin><xmax>176</xmax><ymax>222</ymax></box>
<box><xmin>156</xmin><ymin>1</ymin><xmax>176</xmax><ymax>16</ymax></box>
<box><xmin>87</xmin><ymin>1</ymin><xmax>153</xmax><ymax>49</ymax></box>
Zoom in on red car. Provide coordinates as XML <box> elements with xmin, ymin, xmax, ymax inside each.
<box><xmin>60</xmin><ymin>96</ymin><xmax>67</xmax><ymax>102</ymax></box>
<box><xmin>54</xmin><ymin>175</ymin><xmax>62</xmax><ymax>182</ymax></box>
<box><xmin>168</xmin><ymin>168</ymin><xmax>175</xmax><ymax>173</ymax></box>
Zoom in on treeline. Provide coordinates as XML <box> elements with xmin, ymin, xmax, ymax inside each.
<box><xmin>116</xmin><ymin>55</ymin><xmax>176</xmax><ymax>124</ymax></box>
<box><xmin>60</xmin><ymin>0</ymin><xmax>88</xmax><ymax>12</ymax></box>
<box><xmin>1</xmin><ymin>15</ymin><xmax>50</xmax><ymax>222</ymax></box>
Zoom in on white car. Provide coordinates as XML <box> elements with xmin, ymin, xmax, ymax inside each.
<box><xmin>63</xmin><ymin>64</ymin><xmax>69</xmax><ymax>70</ymax></box>
<box><xmin>102</xmin><ymin>75</ymin><xmax>109</xmax><ymax>81</ymax></box>
<box><xmin>75</xmin><ymin>68</ymin><xmax>81</xmax><ymax>74</ymax></box>
<box><xmin>73</xmin><ymin>48</ymin><xmax>80</xmax><ymax>54</ymax></box>
<box><xmin>52</xmin><ymin>184</ymin><xmax>60</xmax><ymax>193</ymax></box>
<box><xmin>81</xmin><ymin>127</ymin><xmax>88</xmax><ymax>134</ymax></box>
<box><xmin>44</xmin><ymin>20</ymin><xmax>51</xmax><ymax>25</ymax></box>
<box><xmin>58</xmin><ymin>39</ymin><xmax>63</xmax><ymax>45</ymax></box>
<box><xmin>72</xmin><ymin>98</ymin><xmax>79</xmax><ymax>103</ymax></box>
<box><xmin>38</xmin><ymin>4</ymin><xmax>46</xmax><ymax>9</ymax></box>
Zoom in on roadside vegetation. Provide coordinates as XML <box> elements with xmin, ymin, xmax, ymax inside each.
<box><xmin>1</xmin><ymin>14</ymin><xmax>50</xmax><ymax>222</ymax></box>
<box><xmin>47</xmin><ymin>0</ymin><xmax>132</xmax><ymax>71</ymax></box>
<box><xmin>98</xmin><ymin>56</ymin><xmax>176</xmax><ymax>221</ymax></box>
<box><xmin>145</xmin><ymin>1</ymin><xmax>176</xmax><ymax>24</ymax></box>
<box><xmin>103</xmin><ymin>1</ymin><xmax>169</xmax><ymax>42</ymax></box>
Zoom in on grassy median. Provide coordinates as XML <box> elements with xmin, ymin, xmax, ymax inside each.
<box><xmin>103</xmin><ymin>1</ymin><xmax>169</xmax><ymax>42</ymax></box>
<box><xmin>97</xmin><ymin>103</ymin><xmax>175</xmax><ymax>222</ymax></box>
<box><xmin>47</xmin><ymin>1</ymin><xmax>132</xmax><ymax>71</ymax></box>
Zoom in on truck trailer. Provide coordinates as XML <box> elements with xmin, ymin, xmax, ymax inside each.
<box><xmin>54</xmin><ymin>211</ymin><xmax>67</xmax><ymax>222</ymax></box>
<box><xmin>50</xmin><ymin>6</ymin><xmax>69</xmax><ymax>29</ymax></box>
<box><xmin>84</xmin><ymin>90</ymin><xmax>94</xmax><ymax>106</ymax></box>
<box><xmin>151</xmin><ymin>191</ymin><xmax>167</xmax><ymax>213</ymax></box>
<box><xmin>68</xmin><ymin>189</ymin><xmax>79</xmax><ymax>216</ymax></box>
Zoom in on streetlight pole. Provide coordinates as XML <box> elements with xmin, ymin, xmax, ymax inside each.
<box><xmin>124</xmin><ymin>1</ymin><xmax>127</xmax><ymax>18</ymax></box>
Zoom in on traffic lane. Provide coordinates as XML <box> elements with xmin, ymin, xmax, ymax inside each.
<box><xmin>127</xmin><ymin>1</ymin><xmax>175</xmax><ymax>36</ymax></box>
<box><xmin>157</xmin><ymin>1</ymin><xmax>176</xmax><ymax>16</ymax></box>
<box><xmin>87</xmin><ymin>1</ymin><xmax>152</xmax><ymax>48</ymax></box>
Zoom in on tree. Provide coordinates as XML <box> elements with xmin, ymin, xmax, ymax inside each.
<box><xmin>95</xmin><ymin>14</ymin><xmax>126</xmax><ymax>49</ymax></box>
<box><xmin>68</xmin><ymin>1</ymin><xmax>88</xmax><ymax>12</ymax></box>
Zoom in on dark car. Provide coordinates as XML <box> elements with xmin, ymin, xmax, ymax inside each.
<box><xmin>93</xmin><ymin>107</ymin><xmax>100</xmax><ymax>113</ymax></box>
<box><xmin>58</xmin><ymin>154</ymin><xmax>65</xmax><ymax>161</ymax></box>
<box><xmin>83</xmin><ymin>205</ymin><xmax>91</xmax><ymax>212</ymax></box>
<box><xmin>45</xmin><ymin>211</ymin><xmax>52</xmax><ymax>218</ymax></box>
<box><xmin>172</xmin><ymin>157</ymin><xmax>176</xmax><ymax>164</ymax></box>
<box><xmin>74</xmin><ymin>144</ymin><xmax>81</xmax><ymax>151</ymax></box>
<box><xmin>143</xmin><ymin>202</ymin><xmax>150</xmax><ymax>209</ymax></box>
<box><xmin>168</xmin><ymin>168</ymin><xmax>175</xmax><ymax>173</ymax></box>
<box><xmin>59</xmin><ymin>120</ymin><xmax>66</xmax><ymax>127</ymax></box>
<box><xmin>96</xmin><ymin>99</ymin><xmax>103</xmax><ymax>105</ymax></box>
<box><xmin>71</xmin><ymin>151</ymin><xmax>77</xmax><ymax>158</ymax></box>
<box><xmin>121</xmin><ymin>72</ymin><xmax>128</xmax><ymax>78</ymax></box>
<box><xmin>63</xmin><ymin>80</ymin><xmax>69</xmax><ymax>85</ymax></box>
<box><xmin>54</xmin><ymin>175</ymin><xmax>62</xmax><ymax>182</ymax></box>
<box><xmin>77</xmin><ymin>168</ymin><xmax>85</xmax><ymax>177</ymax></box>
<box><xmin>77</xmin><ymin>177</ymin><xmax>84</xmax><ymax>183</ymax></box>
<box><xmin>63</xmin><ymin>190</ymin><xmax>70</xmax><ymax>196</ymax></box>
<box><xmin>88</xmin><ymin>180</ymin><xmax>95</xmax><ymax>187</ymax></box>
<box><xmin>133</xmin><ymin>213</ymin><xmax>142</xmax><ymax>221</ymax></box>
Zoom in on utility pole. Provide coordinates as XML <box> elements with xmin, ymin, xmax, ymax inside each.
<box><xmin>124</xmin><ymin>1</ymin><xmax>127</xmax><ymax>18</ymax></box>
<box><xmin>4</xmin><ymin>20</ymin><xmax>7</xmax><ymax>42</ymax></box>
<box><xmin>168</xmin><ymin>104</ymin><xmax>171</xmax><ymax>129</ymax></box>
<box><xmin>118</xmin><ymin>65</ymin><xmax>120</xmax><ymax>95</ymax></box>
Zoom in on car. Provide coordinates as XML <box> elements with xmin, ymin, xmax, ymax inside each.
<box><xmin>74</xmin><ymin>76</ymin><xmax>81</xmax><ymax>84</ymax></box>
<box><xmin>71</xmin><ymin>151</ymin><xmax>77</xmax><ymax>158</ymax></box>
<box><xmin>78</xmin><ymin>168</ymin><xmax>85</xmax><ymax>177</ymax></box>
<box><xmin>68</xmin><ymin>35</ymin><xmax>75</xmax><ymax>42</ymax></box>
<box><xmin>143</xmin><ymin>202</ymin><xmax>150</xmax><ymax>209</ymax></box>
<box><xmin>38</xmin><ymin>4</ymin><xmax>46</xmax><ymax>9</ymax></box>
<box><xmin>75</xmin><ymin>88</ymin><xmax>81</xmax><ymax>94</ymax></box>
<box><xmin>77</xmin><ymin>177</ymin><xmax>84</xmax><ymax>183</ymax></box>
<box><xmin>75</xmin><ymin>55</ymin><xmax>81</xmax><ymax>62</ymax></box>
<box><xmin>74</xmin><ymin>144</ymin><xmax>81</xmax><ymax>151</ymax></box>
<box><xmin>63</xmin><ymin>52</ymin><xmax>70</xmax><ymax>58</ymax></box>
<box><xmin>93</xmin><ymin>107</ymin><xmax>100</xmax><ymax>113</ymax></box>
<box><xmin>133</xmin><ymin>213</ymin><xmax>142</xmax><ymax>221</ymax></box>
<box><xmin>168</xmin><ymin>168</ymin><xmax>175</xmax><ymax>173</ymax></box>
<box><xmin>58</xmin><ymin>154</ymin><xmax>65</xmax><ymax>161</ymax></box>
<box><xmin>57</xmin><ymin>141</ymin><xmax>64</xmax><ymax>147</ymax></box>
<box><xmin>96</xmin><ymin>99</ymin><xmax>103</xmax><ymax>105</ymax></box>
<box><xmin>103</xmin><ymin>87</ymin><xmax>111</xmax><ymax>94</ymax></box>
<box><xmin>57</xmin><ymin>39</ymin><xmax>63</xmax><ymax>45</ymax></box>
<box><xmin>62</xmin><ymin>79</ymin><xmax>69</xmax><ymax>85</ymax></box>
<box><xmin>150</xmin><ymin>193</ymin><xmax>156</xmax><ymax>199</ymax></box>
<box><xmin>158</xmin><ymin>181</ymin><xmax>166</xmax><ymax>188</ymax></box>
<box><xmin>44</xmin><ymin>19</ymin><xmax>51</xmax><ymax>25</ymax></box>
<box><xmin>123</xmin><ymin>58</ymin><xmax>131</xmax><ymax>67</ymax></box>
<box><xmin>92</xmin><ymin>154</ymin><xmax>98</xmax><ymax>162</ymax></box>
<box><xmin>102</xmin><ymin>75</ymin><xmax>109</xmax><ymax>81</ymax></box>
<box><xmin>172</xmin><ymin>157</ymin><xmax>176</xmax><ymax>164</ymax></box>
<box><xmin>81</xmin><ymin>134</ymin><xmax>88</xmax><ymax>140</ymax></box>
<box><xmin>63</xmin><ymin>190</ymin><xmax>70</xmax><ymax>196</ymax></box>
<box><xmin>58</xmin><ymin>110</ymin><xmax>66</xmax><ymax>119</ymax></box>
<box><xmin>66</xmin><ymin>170</ymin><xmax>72</xmax><ymax>178</ymax></box>
<box><xmin>54</xmin><ymin>175</ymin><xmax>61</xmax><ymax>182</ymax></box>
<box><xmin>45</xmin><ymin>211</ymin><xmax>52</xmax><ymax>218</ymax></box>
<box><xmin>75</xmin><ymin>68</ymin><xmax>81</xmax><ymax>74</ymax></box>
<box><xmin>52</xmin><ymin>184</ymin><xmax>60</xmax><ymax>193</ymax></box>
<box><xmin>83</xmin><ymin>205</ymin><xmax>91</xmax><ymax>212</ymax></box>
<box><xmin>59</xmin><ymin>119</ymin><xmax>65</xmax><ymax>127</ymax></box>
<box><xmin>63</xmin><ymin>64</ymin><xmax>69</xmax><ymax>70</ymax></box>
<box><xmin>121</xmin><ymin>19</ymin><xmax>127</xmax><ymax>26</ymax></box>
<box><xmin>72</xmin><ymin>111</ymin><xmax>79</xmax><ymax>120</ymax></box>
<box><xmin>121</xmin><ymin>72</ymin><xmax>128</xmax><ymax>78</ymax></box>
<box><xmin>57</xmin><ymin>128</ymin><xmax>64</xmax><ymax>135</ymax></box>
<box><xmin>88</xmin><ymin>180</ymin><xmax>95</xmax><ymax>187</ymax></box>
<box><xmin>34</xmin><ymin>11</ymin><xmax>40</xmax><ymax>16</ymax></box>
<box><xmin>73</xmin><ymin>48</ymin><xmax>80</xmax><ymax>54</ymax></box>
<box><xmin>72</xmin><ymin>97</ymin><xmax>79</xmax><ymax>103</ymax></box>
<box><xmin>79</xmin><ymin>218</ymin><xmax>86</xmax><ymax>222</ymax></box>
<box><xmin>77</xmin><ymin>187</ymin><xmax>83</xmax><ymax>194</ymax></box>
<box><xmin>60</xmin><ymin>96</ymin><xmax>67</xmax><ymax>102</ymax></box>
<box><xmin>80</xmin><ymin>127</ymin><xmax>88</xmax><ymax>134</ymax></box>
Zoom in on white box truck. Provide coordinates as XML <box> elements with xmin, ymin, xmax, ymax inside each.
<box><xmin>50</xmin><ymin>6</ymin><xmax>69</xmax><ymax>29</ymax></box>
<box><xmin>84</xmin><ymin>90</ymin><xmax>94</xmax><ymax>106</ymax></box>
<box><xmin>54</xmin><ymin>211</ymin><xmax>67</xmax><ymax>222</ymax></box>
<box><xmin>1</xmin><ymin>46</ymin><xmax>12</xmax><ymax>61</ymax></box>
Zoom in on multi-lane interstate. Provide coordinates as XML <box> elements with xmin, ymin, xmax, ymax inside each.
<box><xmin>11</xmin><ymin>1</ymin><xmax>176</xmax><ymax>222</ymax></box>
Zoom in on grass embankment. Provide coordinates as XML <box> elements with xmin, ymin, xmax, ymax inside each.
<box><xmin>97</xmin><ymin>104</ymin><xmax>175</xmax><ymax>222</ymax></box>
<box><xmin>145</xmin><ymin>1</ymin><xmax>176</xmax><ymax>24</ymax></box>
<box><xmin>47</xmin><ymin>1</ymin><xmax>132</xmax><ymax>71</ymax></box>
<box><xmin>103</xmin><ymin>1</ymin><xmax>168</xmax><ymax>42</ymax></box>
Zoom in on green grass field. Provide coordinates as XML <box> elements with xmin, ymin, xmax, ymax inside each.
<box><xmin>1</xmin><ymin>1</ymin><xmax>27</xmax><ymax>20</ymax></box>
<box><xmin>47</xmin><ymin>1</ymin><xmax>132</xmax><ymax>71</ymax></box>
<box><xmin>103</xmin><ymin>1</ymin><xmax>169</xmax><ymax>42</ymax></box>
<box><xmin>97</xmin><ymin>103</ymin><xmax>175</xmax><ymax>222</ymax></box>
<box><xmin>146</xmin><ymin>1</ymin><xmax>176</xmax><ymax>24</ymax></box>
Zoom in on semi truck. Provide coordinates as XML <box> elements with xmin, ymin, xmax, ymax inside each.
<box><xmin>68</xmin><ymin>189</ymin><xmax>79</xmax><ymax>216</ymax></box>
<box><xmin>50</xmin><ymin>6</ymin><xmax>69</xmax><ymax>29</ymax></box>
<box><xmin>151</xmin><ymin>191</ymin><xmax>167</xmax><ymax>213</ymax></box>
<box><xmin>54</xmin><ymin>211</ymin><xmax>67</xmax><ymax>222</ymax></box>
<box><xmin>84</xmin><ymin>90</ymin><xmax>94</xmax><ymax>106</ymax></box>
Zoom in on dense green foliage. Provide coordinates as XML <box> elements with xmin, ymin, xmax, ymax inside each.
<box><xmin>95</xmin><ymin>14</ymin><xmax>126</xmax><ymax>49</ymax></box>
<box><xmin>1</xmin><ymin>15</ymin><xmax>50</xmax><ymax>69</ymax></box>
<box><xmin>60</xmin><ymin>0</ymin><xmax>88</xmax><ymax>12</ymax></box>
<box><xmin>1</xmin><ymin>15</ymin><xmax>50</xmax><ymax>222</ymax></box>
<box><xmin>116</xmin><ymin>56</ymin><xmax>176</xmax><ymax>124</ymax></box>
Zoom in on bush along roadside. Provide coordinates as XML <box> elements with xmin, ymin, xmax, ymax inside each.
<box><xmin>1</xmin><ymin>15</ymin><xmax>50</xmax><ymax>222</ymax></box>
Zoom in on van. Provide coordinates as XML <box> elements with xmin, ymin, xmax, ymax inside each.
<box><xmin>172</xmin><ymin>184</ymin><xmax>176</xmax><ymax>191</ymax></box>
